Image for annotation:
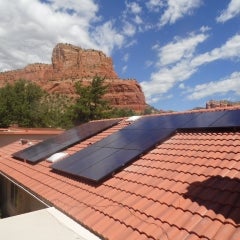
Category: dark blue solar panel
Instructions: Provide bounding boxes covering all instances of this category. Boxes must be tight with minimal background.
[51,109,240,183]
[52,146,118,176]
[125,112,199,130]
[182,111,227,128]
[126,128,174,150]
[79,149,142,182]
[51,126,175,182]
[52,146,142,182]
[95,128,174,150]
[210,110,240,127]
[12,119,120,163]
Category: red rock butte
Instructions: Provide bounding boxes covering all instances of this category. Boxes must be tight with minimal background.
[0,43,146,112]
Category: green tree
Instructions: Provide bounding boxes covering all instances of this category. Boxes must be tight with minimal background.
[40,93,73,128]
[72,76,110,123]
[107,108,136,118]
[0,79,44,127]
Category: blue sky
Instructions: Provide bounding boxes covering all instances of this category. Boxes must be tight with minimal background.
[0,0,240,111]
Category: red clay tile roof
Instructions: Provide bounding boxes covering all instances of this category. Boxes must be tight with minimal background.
[1,109,240,240]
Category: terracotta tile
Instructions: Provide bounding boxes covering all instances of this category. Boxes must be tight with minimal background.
[229,228,240,240]
[183,233,202,240]
[213,223,238,240]
[102,221,135,240]
[201,220,225,240]
[133,219,161,240]
[148,223,170,240]
[74,206,96,222]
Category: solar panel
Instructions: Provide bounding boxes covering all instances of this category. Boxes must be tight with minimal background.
[125,112,200,130]
[12,119,120,163]
[51,109,240,183]
[78,149,142,182]
[183,111,227,129]
[51,121,175,182]
[210,109,240,127]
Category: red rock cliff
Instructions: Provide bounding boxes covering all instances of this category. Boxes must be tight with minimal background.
[0,43,146,112]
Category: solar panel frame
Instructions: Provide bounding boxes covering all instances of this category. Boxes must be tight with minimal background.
[12,119,121,163]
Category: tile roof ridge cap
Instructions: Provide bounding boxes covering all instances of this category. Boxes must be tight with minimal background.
[192,106,240,113]
[0,128,63,134]
[89,117,124,123]
[139,106,240,119]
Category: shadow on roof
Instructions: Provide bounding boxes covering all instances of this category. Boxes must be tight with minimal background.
[183,176,240,224]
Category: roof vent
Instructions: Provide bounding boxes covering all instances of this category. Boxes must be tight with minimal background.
[126,116,141,122]
[47,152,69,163]
[19,139,30,145]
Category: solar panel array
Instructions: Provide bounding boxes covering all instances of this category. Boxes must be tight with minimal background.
[51,109,240,182]
[12,119,120,163]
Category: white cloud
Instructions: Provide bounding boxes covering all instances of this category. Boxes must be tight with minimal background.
[49,0,99,21]
[146,0,164,12]
[141,32,240,104]
[122,65,128,73]
[122,22,136,36]
[134,15,143,25]
[188,72,240,100]
[191,34,240,66]
[200,25,211,32]
[126,2,142,14]
[179,83,185,89]
[141,60,197,103]
[125,39,138,48]
[158,33,208,66]
[123,53,129,62]
[159,0,202,27]
[145,60,154,68]
[121,1,144,36]
[0,0,125,71]
[216,0,240,22]
[141,31,207,102]
[92,21,124,54]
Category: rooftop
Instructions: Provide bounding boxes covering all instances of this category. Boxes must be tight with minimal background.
[0,108,240,239]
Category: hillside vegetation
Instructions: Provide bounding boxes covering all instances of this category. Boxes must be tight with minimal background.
[0,77,136,128]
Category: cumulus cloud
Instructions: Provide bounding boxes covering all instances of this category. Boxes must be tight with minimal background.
[145,0,164,12]
[191,34,240,66]
[121,1,144,35]
[141,32,240,104]
[188,72,240,100]
[126,2,142,14]
[141,31,208,103]
[159,0,202,27]
[157,33,208,66]
[122,22,136,36]
[134,15,143,25]
[216,0,240,22]
[92,21,124,54]
[0,0,125,71]
[145,0,202,27]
